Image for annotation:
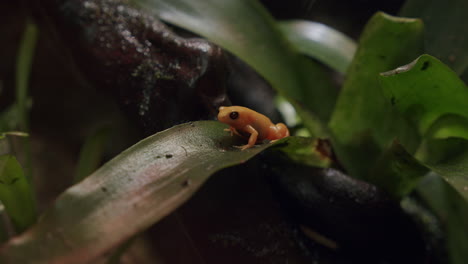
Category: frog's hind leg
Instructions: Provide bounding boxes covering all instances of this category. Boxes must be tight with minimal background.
[277,123,290,137]
[270,123,290,143]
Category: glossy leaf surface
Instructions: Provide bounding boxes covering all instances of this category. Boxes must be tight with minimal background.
[279,20,356,74]
[380,55,468,138]
[0,121,323,264]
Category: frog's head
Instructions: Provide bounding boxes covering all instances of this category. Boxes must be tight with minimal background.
[217,106,247,128]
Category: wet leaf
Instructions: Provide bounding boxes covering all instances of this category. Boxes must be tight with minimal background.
[328,12,423,178]
[0,121,322,264]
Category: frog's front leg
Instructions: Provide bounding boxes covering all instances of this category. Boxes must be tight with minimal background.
[224,126,241,137]
[235,125,258,150]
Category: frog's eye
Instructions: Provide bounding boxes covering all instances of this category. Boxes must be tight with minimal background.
[229,111,239,120]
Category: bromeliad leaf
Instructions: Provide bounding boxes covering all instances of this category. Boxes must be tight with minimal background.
[380,55,468,203]
[414,173,468,264]
[380,55,468,138]
[328,12,423,178]
[369,141,428,199]
[427,149,468,202]
[0,121,325,264]
[279,20,357,74]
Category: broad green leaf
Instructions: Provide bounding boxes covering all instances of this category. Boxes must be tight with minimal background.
[427,149,468,202]
[0,121,324,264]
[380,55,468,137]
[369,141,428,199]
[415,138,468,166]
[328,12,423,177]
[0,155,36,233]
[279,20,357,74]
[426,114,468,140]
[74,127,111,183]
[133,0,336,121]
[400,0,468,79]
[415,173,468,264]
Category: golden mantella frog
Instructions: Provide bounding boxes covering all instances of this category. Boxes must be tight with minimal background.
[217,106,290,150]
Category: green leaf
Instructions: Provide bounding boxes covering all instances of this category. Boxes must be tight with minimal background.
[328,12,423,177]
[133,0,336,121]
[415,138,468,166]
[415,173,468,264]
[427,149,468,202]
[400,0,468,79]
[15,20,38,132]
[0,155,36,233]
[380,55,468,137]
[369,141,428,199]
[13,20,37,183]
[267,137,333,168]
[279,20,357,74]
[0,121,323,263]
[74,127,111,183]
[426,114,468,140]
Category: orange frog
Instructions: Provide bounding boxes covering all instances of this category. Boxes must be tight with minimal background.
[217,106,290,150]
